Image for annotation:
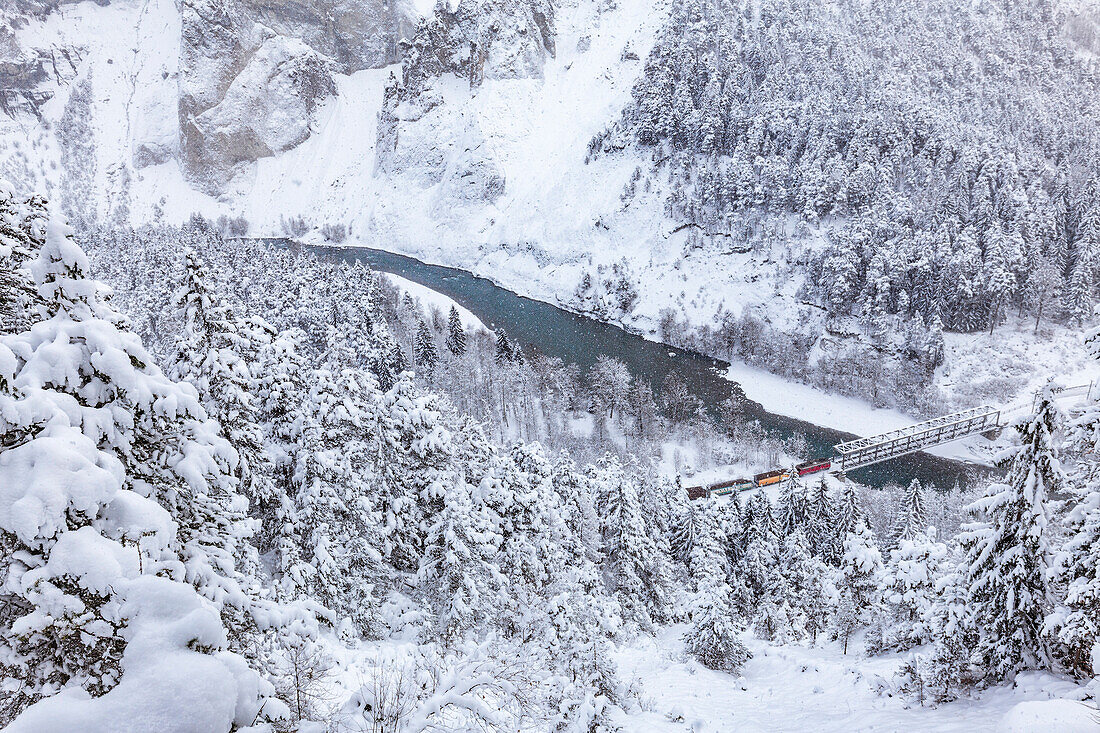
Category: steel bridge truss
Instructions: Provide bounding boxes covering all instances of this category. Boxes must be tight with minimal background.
[833,405,1000,472]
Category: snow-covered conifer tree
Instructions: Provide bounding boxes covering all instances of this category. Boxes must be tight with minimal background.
[833,521,884,653]
[1048,392,1100,675]
[669,486,698,566]
[776,472,808,537]
[0,181,47,336]
[780,529,832,644]
[290,367,388,635]
[960,389,1060,681]
[418,470,503,644]
[592,456,671,631]
[876,528,948,652]
[684,502,751,672]
[892,478,928,548]
[415,319,439,374]
[445,304,467,355]
[806,478,838,561]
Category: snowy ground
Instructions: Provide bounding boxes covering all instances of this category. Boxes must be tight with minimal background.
[383,272,487,332]
[614,626,1097,733]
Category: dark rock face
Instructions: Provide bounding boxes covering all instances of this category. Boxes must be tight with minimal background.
[397,0,556,94]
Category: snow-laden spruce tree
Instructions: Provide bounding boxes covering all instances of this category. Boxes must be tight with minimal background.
[545,454,626,731]
[923,553,977,701]
[874,527,948,653]
[834,520,884,653]
[892,478,928,548]
[961,389,1061,682]
[684,502,751,673]
[1047,333,1100,677]
[776,472,808,537]
[0,181,47,336]
[669,484,697,566]
[780,528,833,644]
[380,372,454,572]
[414,319,438,374]
[806,478,838,561]
[0,216,279,728]
[418,469,503,645]
[480,443,574,638]
[445,304,467,356]
[170,250,276,565]
[591,455,671,632]
[290,366,388,636]
[835,483,865,541]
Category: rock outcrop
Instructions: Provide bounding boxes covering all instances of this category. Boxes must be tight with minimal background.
[375,0,556,203]
[188,33,336,193]
[179,0,338,194]
[241,0,416,72]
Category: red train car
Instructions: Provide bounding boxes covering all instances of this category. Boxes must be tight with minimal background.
[796,458,831,477]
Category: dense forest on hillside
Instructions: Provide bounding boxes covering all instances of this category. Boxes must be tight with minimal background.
[601,0,1100,334]
[3,182,1100,728]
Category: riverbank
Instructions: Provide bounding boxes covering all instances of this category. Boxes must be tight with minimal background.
[325,240,995,467]
[311,241,991,491]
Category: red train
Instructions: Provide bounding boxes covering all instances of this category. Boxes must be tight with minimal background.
[683,457,832,500]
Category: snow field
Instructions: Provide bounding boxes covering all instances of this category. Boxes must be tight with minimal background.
[614,626,1096,733]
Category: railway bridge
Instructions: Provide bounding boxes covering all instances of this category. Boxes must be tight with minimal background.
[831,405,1001,473]
[685,404,1001,498]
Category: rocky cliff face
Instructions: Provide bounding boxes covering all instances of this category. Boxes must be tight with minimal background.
[0,0,415,200]
[178,0,340,194]
[241,0,416,72]
[375,0,557,204]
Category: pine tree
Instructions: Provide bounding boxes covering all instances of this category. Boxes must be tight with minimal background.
[924,557,976,700]
[779,529,831,644]
[415,319,438,373]
[495,328,513,365]
[0,181,46,336]
[834,521,884,653]
[835,484,865,547]
[445,304,467,355]
[684,503,751,672]
[669,486,698,566]
[892,478,928,548]
[290,367,388,636]
[961,390,1060,681]
[592,456,670,632]
[1065,257,1093,327]
[776,472,808,537]
[418,470,503,645]
[170,250,279,559]
[877,528,948,652]
[1048,384,1100,676]
[806,478,838,561]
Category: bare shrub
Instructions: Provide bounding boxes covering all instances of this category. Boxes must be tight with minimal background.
[321,223,348,243]
[281,215,311,238]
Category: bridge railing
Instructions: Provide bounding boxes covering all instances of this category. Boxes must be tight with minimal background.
[834,405,1000,471]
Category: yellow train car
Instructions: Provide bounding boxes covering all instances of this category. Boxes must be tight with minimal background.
[754,469,788,487]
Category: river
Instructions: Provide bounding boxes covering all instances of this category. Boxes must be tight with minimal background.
[303,241,982,491]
